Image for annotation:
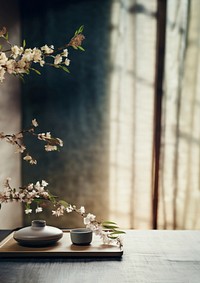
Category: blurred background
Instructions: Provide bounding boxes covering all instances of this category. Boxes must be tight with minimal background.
[0,0,200,230]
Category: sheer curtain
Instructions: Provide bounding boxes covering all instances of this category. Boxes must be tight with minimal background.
[107,0,200,230]
[107,0,157,229]
[159,0,200,229]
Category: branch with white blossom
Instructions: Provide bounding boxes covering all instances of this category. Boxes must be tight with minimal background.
[0,119,63,165]
[0,26,85,82]
[0,179,125,248]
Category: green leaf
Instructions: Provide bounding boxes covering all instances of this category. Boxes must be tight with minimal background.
[0,44,2,50]
[102,221,118,225]
[48,195,57,203]
[74,25,84,36]
[60,65,70,73]
[78,46,85,51]
[25,203,30,210]
[23,39,26,48]
[102,221,119,229]
[108,234,118,239]
[4,32,8,41]
[19,74,25,83]
[102,224,119,229]
[110,230,126,235]
[59,200,69,208]
[63,67,70,73]
[30,68,41,75]
[62,66,70,73]
[78,25,84,33]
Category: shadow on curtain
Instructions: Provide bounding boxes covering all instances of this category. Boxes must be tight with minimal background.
[159,0,200,229]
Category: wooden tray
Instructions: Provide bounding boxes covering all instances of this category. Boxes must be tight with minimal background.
[0,230,123,258]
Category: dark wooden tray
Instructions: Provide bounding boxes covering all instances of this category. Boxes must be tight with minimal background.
[0,230,123,258]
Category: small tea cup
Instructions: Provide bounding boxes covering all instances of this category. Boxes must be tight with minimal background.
[70,228,93,245]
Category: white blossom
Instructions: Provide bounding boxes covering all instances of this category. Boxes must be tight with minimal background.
[0,67,6,82]
[78,206,85,215]
[25,208,32,214]
[56,138,63,147]
[83,213,96,225]
[11,45,23,59]
[23,154,37,165]
[32,119,38,127]
[41,191,50,198]
[62,49,68,57]
[101,232,113,245]
[41,44,54,54]
[34,181,42,190]
[38,132,51,140]
[15,145,26,153]
[5,60,16,74]
[45,145,57,151]
[27,183,34,190]
[52,205,65,217]
[64,58,70,66]
[66,205,73,213]
[15,59,27,73]
[41,180,48,187]
[33,48,42,62]
[30,159,37,165]
[45,132,51,139]
[85,223,97,232]
[22,48,34,62]
[40,60,45,67]
[17,59,26,68]
[35,206,43,213]
[54,54,62,65]
[0,52,8,65]
[23,154,32,161]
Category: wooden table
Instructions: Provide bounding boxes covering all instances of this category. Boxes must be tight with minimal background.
[0,230,200,283]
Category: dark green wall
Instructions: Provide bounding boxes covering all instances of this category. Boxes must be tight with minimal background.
[20,0,112,227]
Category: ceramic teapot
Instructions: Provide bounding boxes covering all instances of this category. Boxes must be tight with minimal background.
[13,220,63,247]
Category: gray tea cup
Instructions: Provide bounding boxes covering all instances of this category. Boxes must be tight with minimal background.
[70,228,93,245]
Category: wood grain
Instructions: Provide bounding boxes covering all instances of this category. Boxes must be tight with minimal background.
[0,231,123,258]
[0,230,200,283]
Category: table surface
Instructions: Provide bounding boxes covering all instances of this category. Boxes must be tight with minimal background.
[0,229,200,283]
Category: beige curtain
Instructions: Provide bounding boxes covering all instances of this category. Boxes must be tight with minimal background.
[107,0,157,229]
[107,0,200,230]
[159,0,200,229]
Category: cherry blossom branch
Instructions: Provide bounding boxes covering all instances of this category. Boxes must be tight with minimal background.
[0,119,63,165]
[0,26,85,82]
[0,179,124,248]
